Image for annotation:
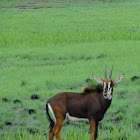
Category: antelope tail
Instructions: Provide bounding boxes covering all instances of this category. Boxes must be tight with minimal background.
[46,103,55,131]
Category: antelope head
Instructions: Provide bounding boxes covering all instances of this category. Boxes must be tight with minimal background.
[93,66,124,100]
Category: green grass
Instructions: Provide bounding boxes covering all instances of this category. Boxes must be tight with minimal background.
[0,0,140,139]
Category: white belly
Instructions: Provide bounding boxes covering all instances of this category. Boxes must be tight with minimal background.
[66,113,88,122]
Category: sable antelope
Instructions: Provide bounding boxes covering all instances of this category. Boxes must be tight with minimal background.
[46,66,124,140]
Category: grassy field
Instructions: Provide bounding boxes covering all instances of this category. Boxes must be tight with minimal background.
[0,0,140,139]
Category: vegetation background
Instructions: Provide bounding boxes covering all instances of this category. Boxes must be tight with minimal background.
[0,0,140,139]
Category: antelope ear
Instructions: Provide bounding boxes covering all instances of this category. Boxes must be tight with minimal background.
[93,75,104,84]
[113,74,124,84]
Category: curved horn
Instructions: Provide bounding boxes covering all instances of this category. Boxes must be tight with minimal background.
[105,65,107,79]
[109,66,113,79]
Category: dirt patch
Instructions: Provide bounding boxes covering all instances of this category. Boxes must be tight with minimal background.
[13,99,22,104]
[108,116,122,123]
[13,108,26,113]
[131,76,139,81]
[2,98,10,102]
[31,94,40,100]
[5,122,12,126]
[0,6,52,10]
[0,1,63,10]
[28,109,36,115]
[131,94,140,100]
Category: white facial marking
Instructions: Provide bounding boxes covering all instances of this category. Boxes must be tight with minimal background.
[103,82,112,100]
[107,87,112,100]
[104,82,106,89]
[108,94,112,100]
[108,82,111,89]
[48,103,56,123]
[66,113,88,122]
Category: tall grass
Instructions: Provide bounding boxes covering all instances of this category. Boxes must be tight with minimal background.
[0,1,140,48]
